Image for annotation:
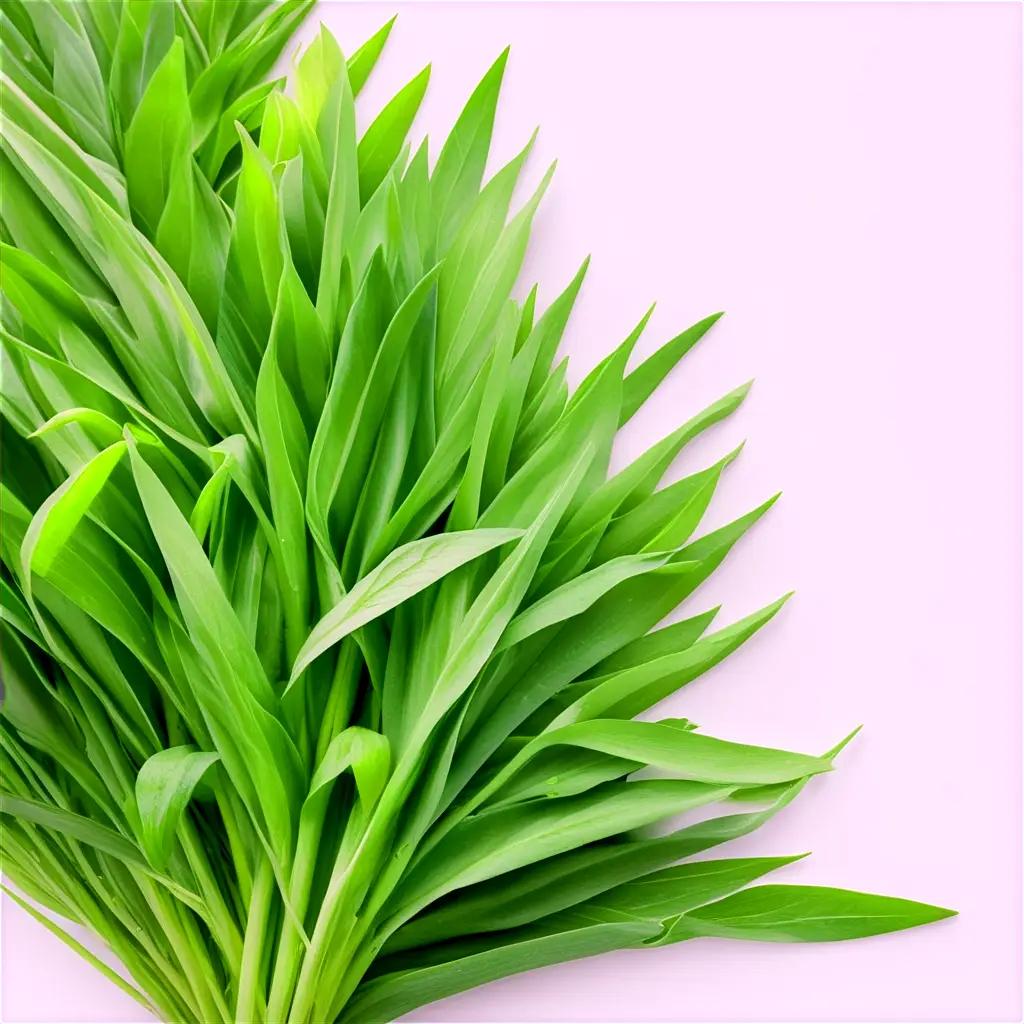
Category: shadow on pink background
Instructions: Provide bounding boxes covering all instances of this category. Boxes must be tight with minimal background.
[3,2,1021,1021]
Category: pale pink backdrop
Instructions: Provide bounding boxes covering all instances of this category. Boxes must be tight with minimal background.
[3,2,1021,1021]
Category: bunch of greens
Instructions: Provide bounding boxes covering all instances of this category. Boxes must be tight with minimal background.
[0,2,953,1022]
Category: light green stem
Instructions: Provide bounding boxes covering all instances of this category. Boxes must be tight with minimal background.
[140,878,227,1023]
[236,855,276,1024]
[286,782,404,1024]
[180,818,244,971]
[265,809,324,1022]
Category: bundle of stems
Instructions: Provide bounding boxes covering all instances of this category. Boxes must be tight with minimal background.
[0,2,953,1022]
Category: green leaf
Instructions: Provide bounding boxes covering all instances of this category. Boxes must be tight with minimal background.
[431,49,508,248]
[0,623,81,759]
[494,719,832,793]
[345,917,657,1024]
[358,65,430,203]
[446,506,778,806]
[255,331,311,661]
[28,406,124,447]
[365,344,497,562]
[580,854,806,920]
[135,746,220,870]
[109,0,176,130]
[439,162,556,418]
[419,449,595,736]
[4,116,252,439]
[2,794,144,871]
[483,259,590,503]
[126,436,276,709]
[307,726,391,813]
[589,607,719,676]
[388,779,809,954]
[553,382,753,565]
[294,25,344,127]
[391,779,735,920]
[447,303,519,531]
[620,312,724,425]
[0,75,127,231]
[124,38,191,235]
[497,550,677,652]
[223,130,284,348]
[347,18,395,97]
[199,77,285,181]
[593,446,741,563]
[664,885,956,943]
[155,152,230,332]
[189,0,314,147]
[315,51,359,334]
[553,595,793,725]
[320,262,444,560]
[437,133,537,372]
[49,12,115,163]
[20,441,127,578]
[290,529,522,682]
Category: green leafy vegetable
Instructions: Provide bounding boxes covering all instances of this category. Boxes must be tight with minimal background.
[0,5,953,1023]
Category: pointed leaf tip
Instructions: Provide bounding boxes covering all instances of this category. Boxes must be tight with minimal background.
[722,441,746,465]
[826,725,864,760]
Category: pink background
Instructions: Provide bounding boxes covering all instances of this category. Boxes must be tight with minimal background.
[3,2,1021,1021]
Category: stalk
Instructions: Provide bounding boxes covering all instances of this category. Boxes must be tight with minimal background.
[314,643,362,764]
[286,771,411,1023]
[179,818,244,970]
[236,855,277,1024]
[217,789,255,907]
[265,807,324,1020]
[136,878,222,1023]
[287,703,445,1022]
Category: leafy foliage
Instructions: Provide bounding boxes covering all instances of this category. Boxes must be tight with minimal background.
[0,2,953,1022]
